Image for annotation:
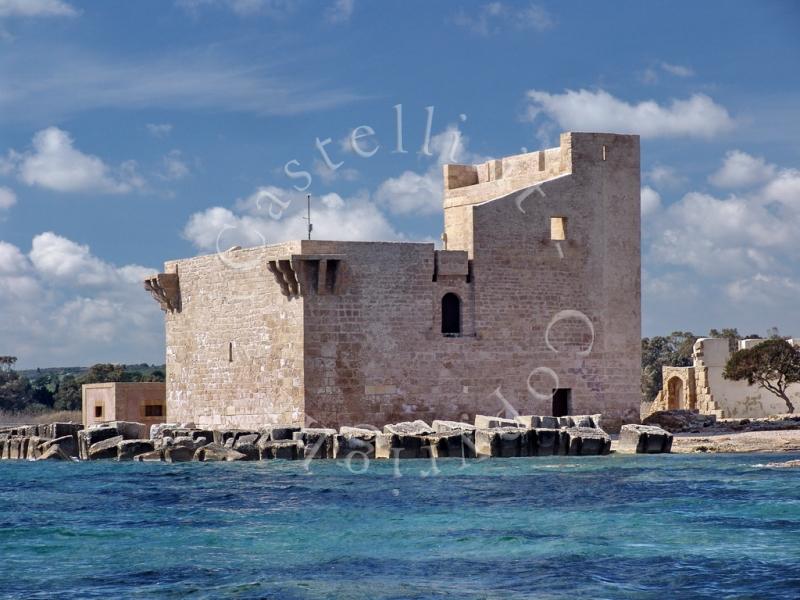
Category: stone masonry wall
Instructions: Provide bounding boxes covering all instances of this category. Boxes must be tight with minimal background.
[163,243,305,428]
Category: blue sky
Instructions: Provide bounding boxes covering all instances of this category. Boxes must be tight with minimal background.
[1,0,799,368]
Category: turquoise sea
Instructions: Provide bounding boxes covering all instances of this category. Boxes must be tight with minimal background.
[1,453,799,599]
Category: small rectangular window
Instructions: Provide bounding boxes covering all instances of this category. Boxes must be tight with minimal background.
[550,217,567,240]
[228,341,233,362]
[145,404,164,417]
[94,405,103,418]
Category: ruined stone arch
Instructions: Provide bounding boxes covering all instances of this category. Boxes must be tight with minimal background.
[667,376,684,410]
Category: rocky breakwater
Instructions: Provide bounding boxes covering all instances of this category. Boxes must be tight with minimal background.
[0,423,83,461]
[1,414,674,463]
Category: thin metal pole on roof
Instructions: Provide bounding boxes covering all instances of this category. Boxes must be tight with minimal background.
[305,194,313,240]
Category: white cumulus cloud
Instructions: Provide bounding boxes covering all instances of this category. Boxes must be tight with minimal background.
[709,150,776,188]
[0,233,162,368]
[640,186,661,217]
[524,89,734,138]
[8,127,144,194]
[0,0,77,17]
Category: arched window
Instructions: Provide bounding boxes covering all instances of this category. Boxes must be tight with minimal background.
[441,293,461,336]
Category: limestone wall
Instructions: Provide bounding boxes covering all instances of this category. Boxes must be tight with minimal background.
[162,243,305,428]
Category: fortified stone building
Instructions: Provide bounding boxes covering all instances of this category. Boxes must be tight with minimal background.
[145,132,641,431]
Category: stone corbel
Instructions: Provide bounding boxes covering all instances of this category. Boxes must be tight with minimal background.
[144,273,181,312]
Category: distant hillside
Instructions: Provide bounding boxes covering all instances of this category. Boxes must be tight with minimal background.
[19,363,166,381]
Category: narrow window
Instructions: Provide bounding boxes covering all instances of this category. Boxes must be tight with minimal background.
[441,293,462,336]
[228,341,233,362]
[552,388,572,417]
[94,405,103,418]
[550,217,567,240]
[145,404,164,417]
[602,145,607,161]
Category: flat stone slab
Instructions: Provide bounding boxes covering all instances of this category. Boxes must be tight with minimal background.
[474,415,522,429]
[618,424,673,454]
[432,420,476,433]
[383,420,434,436]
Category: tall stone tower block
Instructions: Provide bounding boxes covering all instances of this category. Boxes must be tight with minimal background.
[442,132,642,429]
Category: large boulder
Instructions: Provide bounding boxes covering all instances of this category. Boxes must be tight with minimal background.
[293,428,336,459]
[78,426,120,460]
[88,436,124,460]
[530,428,560,456]
[37,445,72,461]
[257,439,301,460]
[618,424,673,454]
[563,427,611,456]
[422,431,476,459]
[334,432,376,459]
[375,432,425,459]
[643,410,716,433]
[383,420,434,436]
[40,435,77,458]
[194,443,246,462]
[118,440,156,461]
[164,445,195,462]
[474,428,528,458]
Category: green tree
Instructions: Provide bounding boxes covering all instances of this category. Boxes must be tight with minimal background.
[723,339,800,413]
[0,370,32,411]
[0,356,17,371]
[53,375,82,411]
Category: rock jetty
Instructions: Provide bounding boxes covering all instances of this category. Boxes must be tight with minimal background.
[0,414,673,463]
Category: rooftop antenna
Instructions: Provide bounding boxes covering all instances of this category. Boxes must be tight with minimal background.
[303,193,313,240]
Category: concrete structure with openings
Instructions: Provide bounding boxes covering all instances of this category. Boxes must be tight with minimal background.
[81,382,167,429]
[648,337,800,419]
[145,132,641,432]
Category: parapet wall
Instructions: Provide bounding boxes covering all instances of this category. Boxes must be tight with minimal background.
[443,133,573,209]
